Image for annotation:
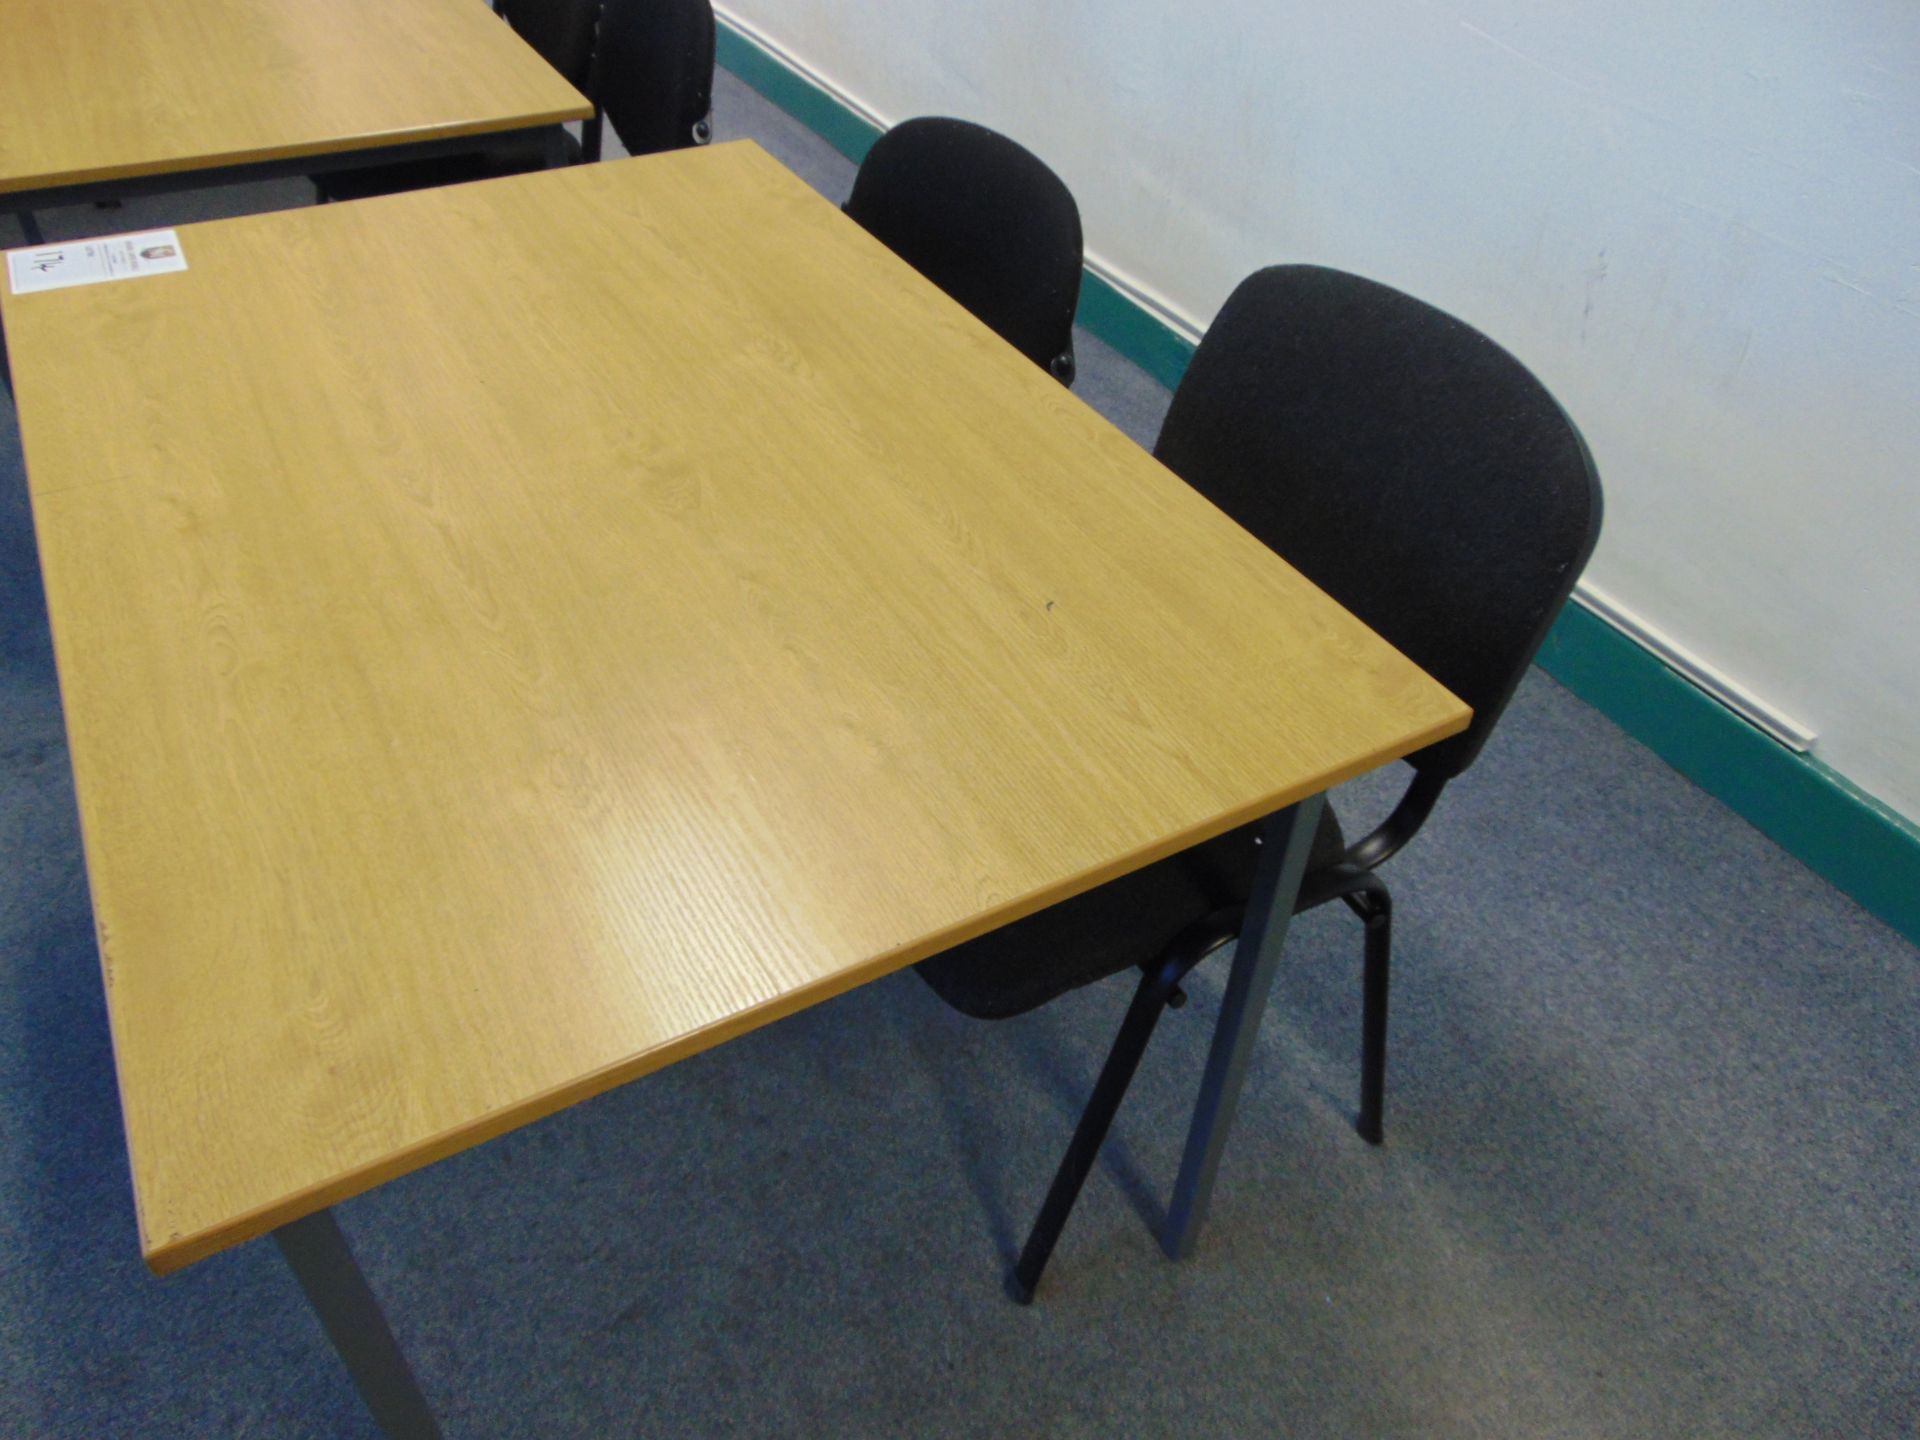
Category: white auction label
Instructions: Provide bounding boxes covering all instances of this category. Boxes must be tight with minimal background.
[7,229,189,295]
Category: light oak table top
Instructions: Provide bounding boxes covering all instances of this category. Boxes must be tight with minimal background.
[3,141,1468,1275]
[0,0,590,197]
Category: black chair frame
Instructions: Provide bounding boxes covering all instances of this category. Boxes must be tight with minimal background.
[1008,773,1438,1302]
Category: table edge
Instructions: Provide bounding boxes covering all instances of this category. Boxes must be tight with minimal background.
[137,701,1468,1275]
[0,106,594,201]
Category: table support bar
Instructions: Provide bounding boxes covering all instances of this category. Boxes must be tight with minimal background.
[274,1208,442,1440]
[1162,791,1326,1260]
[0,124,569,218]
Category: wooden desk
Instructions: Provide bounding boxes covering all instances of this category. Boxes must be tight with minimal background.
[0,0,590,224]
[3,143,1466,1435]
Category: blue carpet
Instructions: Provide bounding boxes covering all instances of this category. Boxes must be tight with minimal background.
[2,70,1916,1438]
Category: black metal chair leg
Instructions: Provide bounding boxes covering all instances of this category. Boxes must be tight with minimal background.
[1355,892,1393,1145]
[1010,966,1179,1304]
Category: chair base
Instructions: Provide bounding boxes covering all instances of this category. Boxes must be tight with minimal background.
[1010,961,1180,1300]
[1318,874,1393,1145]
[997,818,1401,1302]
[1351,886,1392,1145]
[1007,911,1241,1301]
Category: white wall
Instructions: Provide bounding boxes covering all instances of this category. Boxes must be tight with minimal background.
[724,0,1920,821]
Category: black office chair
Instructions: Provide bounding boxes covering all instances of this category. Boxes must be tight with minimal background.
[315,0,714,203]
[844,118,1083,383]
[917,264,1603,1299]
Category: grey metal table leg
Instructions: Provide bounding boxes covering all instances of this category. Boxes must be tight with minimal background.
[1161,791,1325,1260]
[275,1209,443,1440]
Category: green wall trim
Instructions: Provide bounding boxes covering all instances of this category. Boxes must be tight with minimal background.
[1074,271,1196,392]
[1536,604,1920,942]
[715,26,881,165]
[715,18,1920,949]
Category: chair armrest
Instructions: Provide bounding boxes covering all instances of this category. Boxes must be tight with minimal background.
[1343,770,1448,872]
[1157,905,1247,984]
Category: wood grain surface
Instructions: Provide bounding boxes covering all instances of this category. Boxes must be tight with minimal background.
[0,0,590,195]
[2,142,1468,1274]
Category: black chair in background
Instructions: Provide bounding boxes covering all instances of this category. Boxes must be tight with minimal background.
[316,0,714,204]
[596,0,715,157]
[844,118,1083,383]
[917,264,1603,1300]
[499,0,605,158]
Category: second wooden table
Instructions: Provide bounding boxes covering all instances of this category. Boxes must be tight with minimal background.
[0,0,591,230]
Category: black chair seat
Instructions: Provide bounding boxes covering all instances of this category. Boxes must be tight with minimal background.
[916,800,1345,1020]
[316,130,581,203]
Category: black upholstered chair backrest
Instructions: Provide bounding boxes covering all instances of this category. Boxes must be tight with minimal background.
[597,0,716,156]
[845,118,1084,382]
[1154,265,1602,779]
[497,0,601,94]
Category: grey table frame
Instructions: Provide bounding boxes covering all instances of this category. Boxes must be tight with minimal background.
[261,794,1330,1438]
[2,124,574,246]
